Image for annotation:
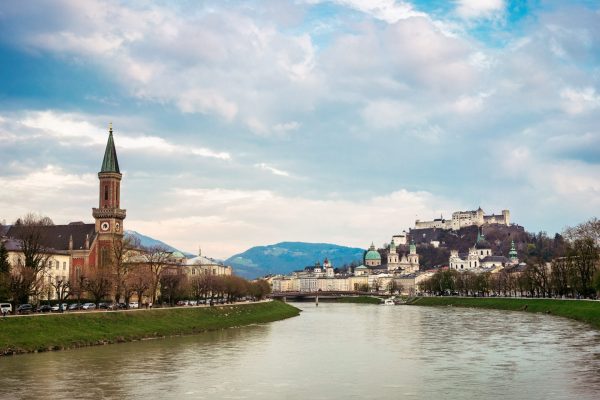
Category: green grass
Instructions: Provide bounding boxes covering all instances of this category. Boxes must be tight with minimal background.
[335,296,382,304]
[0,301,300,355]
[407,297,600,329]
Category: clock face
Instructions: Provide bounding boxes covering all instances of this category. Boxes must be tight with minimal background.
[100,221,110,231]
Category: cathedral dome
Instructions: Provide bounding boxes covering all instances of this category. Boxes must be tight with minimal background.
[365,243,381,261]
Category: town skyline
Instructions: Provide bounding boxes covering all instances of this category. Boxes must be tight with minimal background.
[1,1,599,258]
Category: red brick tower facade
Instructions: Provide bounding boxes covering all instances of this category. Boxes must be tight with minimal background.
[92,123,126,268]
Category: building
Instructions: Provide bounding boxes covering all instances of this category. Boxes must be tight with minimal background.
[364,243,382,267]
[184,248,233,277]
[269,241,424,295]
[448,229,514,272]
[415,207,510,231]
[3,125,125,300]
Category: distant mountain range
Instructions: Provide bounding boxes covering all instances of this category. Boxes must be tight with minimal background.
[224,242,365,279]
[125,232,364,279]
[125,230,196,258]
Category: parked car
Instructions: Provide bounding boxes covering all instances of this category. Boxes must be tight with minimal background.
[68,303,82,311]
[98,302,110,309]
[51,303,68,312]
[82,303,96,310]
[37,304,52,313]
[128,302,139,309]
[0,303,12,314]
[17,304,33,314]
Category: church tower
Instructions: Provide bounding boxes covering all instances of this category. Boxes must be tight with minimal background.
[92,123,126,267]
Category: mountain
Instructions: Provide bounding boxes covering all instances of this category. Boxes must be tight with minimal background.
[225,242,365,279]
[125,230,195,258]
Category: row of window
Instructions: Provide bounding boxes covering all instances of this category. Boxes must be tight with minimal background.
[47,275,67,283]
[46,260,68,270]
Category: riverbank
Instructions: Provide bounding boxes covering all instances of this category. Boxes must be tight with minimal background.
[407,297,600,329]
[0,301,300,356]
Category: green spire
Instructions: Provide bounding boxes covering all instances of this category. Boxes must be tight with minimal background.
[409,240,416,254]
[101,123,120,173]
[476,227,484,242]
[509,240,518,260]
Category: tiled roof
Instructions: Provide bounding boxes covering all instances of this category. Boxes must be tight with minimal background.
[6,224,96,251]
[482,256,508,263]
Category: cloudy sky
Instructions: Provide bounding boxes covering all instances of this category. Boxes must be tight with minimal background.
[0,0,599,258]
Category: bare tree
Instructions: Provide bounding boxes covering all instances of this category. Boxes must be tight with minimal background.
[249,279,271,300]
[141,245,174,304]
[567,238,599,297]
[159,271,186,306]
[564,217,600,246]
[9,213,54,303]
[111,234,139,303]
[84,267,114,306]
[127,264,152,307]
[50,276,71,311]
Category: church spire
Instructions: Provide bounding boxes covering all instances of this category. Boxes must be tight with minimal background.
[101,123,120,173]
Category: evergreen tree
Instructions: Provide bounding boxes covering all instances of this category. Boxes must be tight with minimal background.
[0,242,10,300]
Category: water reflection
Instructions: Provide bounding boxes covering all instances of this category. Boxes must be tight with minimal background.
[1,303,599,400]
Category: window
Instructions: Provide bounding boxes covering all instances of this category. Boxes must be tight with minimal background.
[104,185,109,201]
[63,262,66,270]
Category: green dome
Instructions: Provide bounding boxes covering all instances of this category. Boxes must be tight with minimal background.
[365,243,381,261]
[171,251,185,259]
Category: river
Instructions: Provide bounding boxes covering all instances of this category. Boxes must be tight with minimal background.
[1,302,599,400]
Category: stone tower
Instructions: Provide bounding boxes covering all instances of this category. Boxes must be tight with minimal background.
[92,123,126,267]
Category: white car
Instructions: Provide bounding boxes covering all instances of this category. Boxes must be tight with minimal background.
[128,302,139,309]
[0,303,12,314]
[82,303,96,310]
[51,303,68,312]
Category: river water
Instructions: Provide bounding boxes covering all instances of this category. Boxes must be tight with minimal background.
[1,303,599,400]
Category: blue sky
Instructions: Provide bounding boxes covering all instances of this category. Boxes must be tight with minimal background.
[0,0,599,258]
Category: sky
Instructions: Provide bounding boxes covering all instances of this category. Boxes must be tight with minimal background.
[0,0,599,259]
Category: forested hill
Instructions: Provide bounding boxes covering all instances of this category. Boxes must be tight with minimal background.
[224,242,365,279]
[406,224,568,269]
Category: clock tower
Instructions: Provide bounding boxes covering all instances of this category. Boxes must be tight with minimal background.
[92,123,126,267]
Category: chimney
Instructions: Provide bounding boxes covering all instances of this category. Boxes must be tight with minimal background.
[85,234,90,250]
[69,235,73,250]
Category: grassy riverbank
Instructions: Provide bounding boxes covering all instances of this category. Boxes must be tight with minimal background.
[0,301,300,356]
[335,296,382,304]
[407,297,600,329]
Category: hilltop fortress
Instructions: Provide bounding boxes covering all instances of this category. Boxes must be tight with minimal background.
[415,207,510,231]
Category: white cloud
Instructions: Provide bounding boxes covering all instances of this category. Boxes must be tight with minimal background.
[0,165,95,223]
[560,87,600,115]
[15,110,231,160]
[272,121,300,134]
[326,0,427,23]
[455,0,505,19]
[254,163,291,177]
[127,187,459,258]
[452,91,493,114]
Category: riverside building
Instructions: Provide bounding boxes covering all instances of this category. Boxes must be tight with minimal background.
[270,241,427,295]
